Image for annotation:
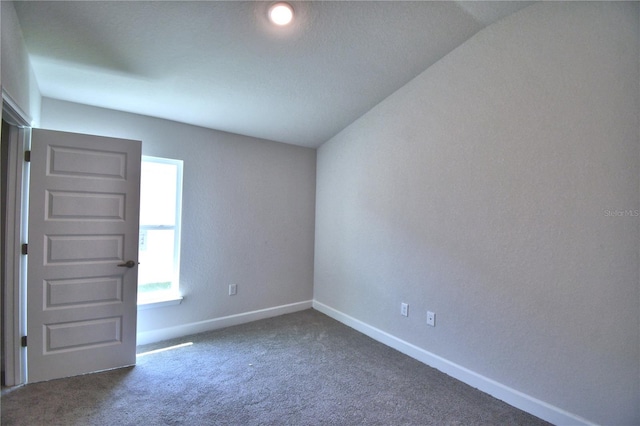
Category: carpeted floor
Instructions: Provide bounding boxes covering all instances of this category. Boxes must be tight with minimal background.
[1,309,550,425]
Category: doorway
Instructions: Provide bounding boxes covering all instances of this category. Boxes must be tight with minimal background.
[1,97,31,386]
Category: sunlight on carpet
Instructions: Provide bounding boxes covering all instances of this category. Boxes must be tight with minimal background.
[136,342,193,357]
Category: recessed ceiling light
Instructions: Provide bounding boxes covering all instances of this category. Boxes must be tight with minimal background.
[268,2,294,26]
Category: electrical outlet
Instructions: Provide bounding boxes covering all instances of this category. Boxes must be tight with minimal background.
[401,302,409,317]
[229,284,237,296]
[427,311,435,327]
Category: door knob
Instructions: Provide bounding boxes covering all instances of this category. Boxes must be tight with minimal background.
[117,260,138,268]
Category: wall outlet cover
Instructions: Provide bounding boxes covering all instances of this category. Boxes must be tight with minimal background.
[427,311,435,326]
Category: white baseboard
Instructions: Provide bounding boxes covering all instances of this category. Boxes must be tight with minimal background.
[136,300,313,346]
[312,301,595,426]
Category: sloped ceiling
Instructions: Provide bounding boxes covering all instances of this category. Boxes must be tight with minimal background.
[14,1,534,148]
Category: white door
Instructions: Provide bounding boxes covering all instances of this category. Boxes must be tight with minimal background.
[27,129,141,383]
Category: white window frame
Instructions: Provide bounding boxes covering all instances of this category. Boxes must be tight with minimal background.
[137,155,183,308]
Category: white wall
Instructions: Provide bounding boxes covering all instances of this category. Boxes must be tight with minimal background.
[314,2,639,425]
[1,1,41,124]
[40,98,316,338]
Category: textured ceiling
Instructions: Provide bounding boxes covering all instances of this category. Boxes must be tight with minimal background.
[14,1,534,148]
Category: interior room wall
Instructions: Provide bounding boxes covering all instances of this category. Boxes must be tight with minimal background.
[314,2,639,425]
[1,1,41,125]
[40,98,317,339]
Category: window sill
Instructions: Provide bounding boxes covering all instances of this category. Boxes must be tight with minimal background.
[137,295,183,310]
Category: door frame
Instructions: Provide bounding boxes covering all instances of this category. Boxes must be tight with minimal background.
[2,89,32,386]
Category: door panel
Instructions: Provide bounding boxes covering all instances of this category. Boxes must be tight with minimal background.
[27,129,141,383]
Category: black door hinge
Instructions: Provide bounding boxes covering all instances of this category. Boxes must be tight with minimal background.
[24,150,31,162]
[21,336,27,347]
[21,244,28,255]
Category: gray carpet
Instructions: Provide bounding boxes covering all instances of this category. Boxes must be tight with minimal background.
[1,309,550,425]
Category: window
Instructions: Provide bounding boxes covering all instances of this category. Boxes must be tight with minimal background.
[138,156,183,305]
